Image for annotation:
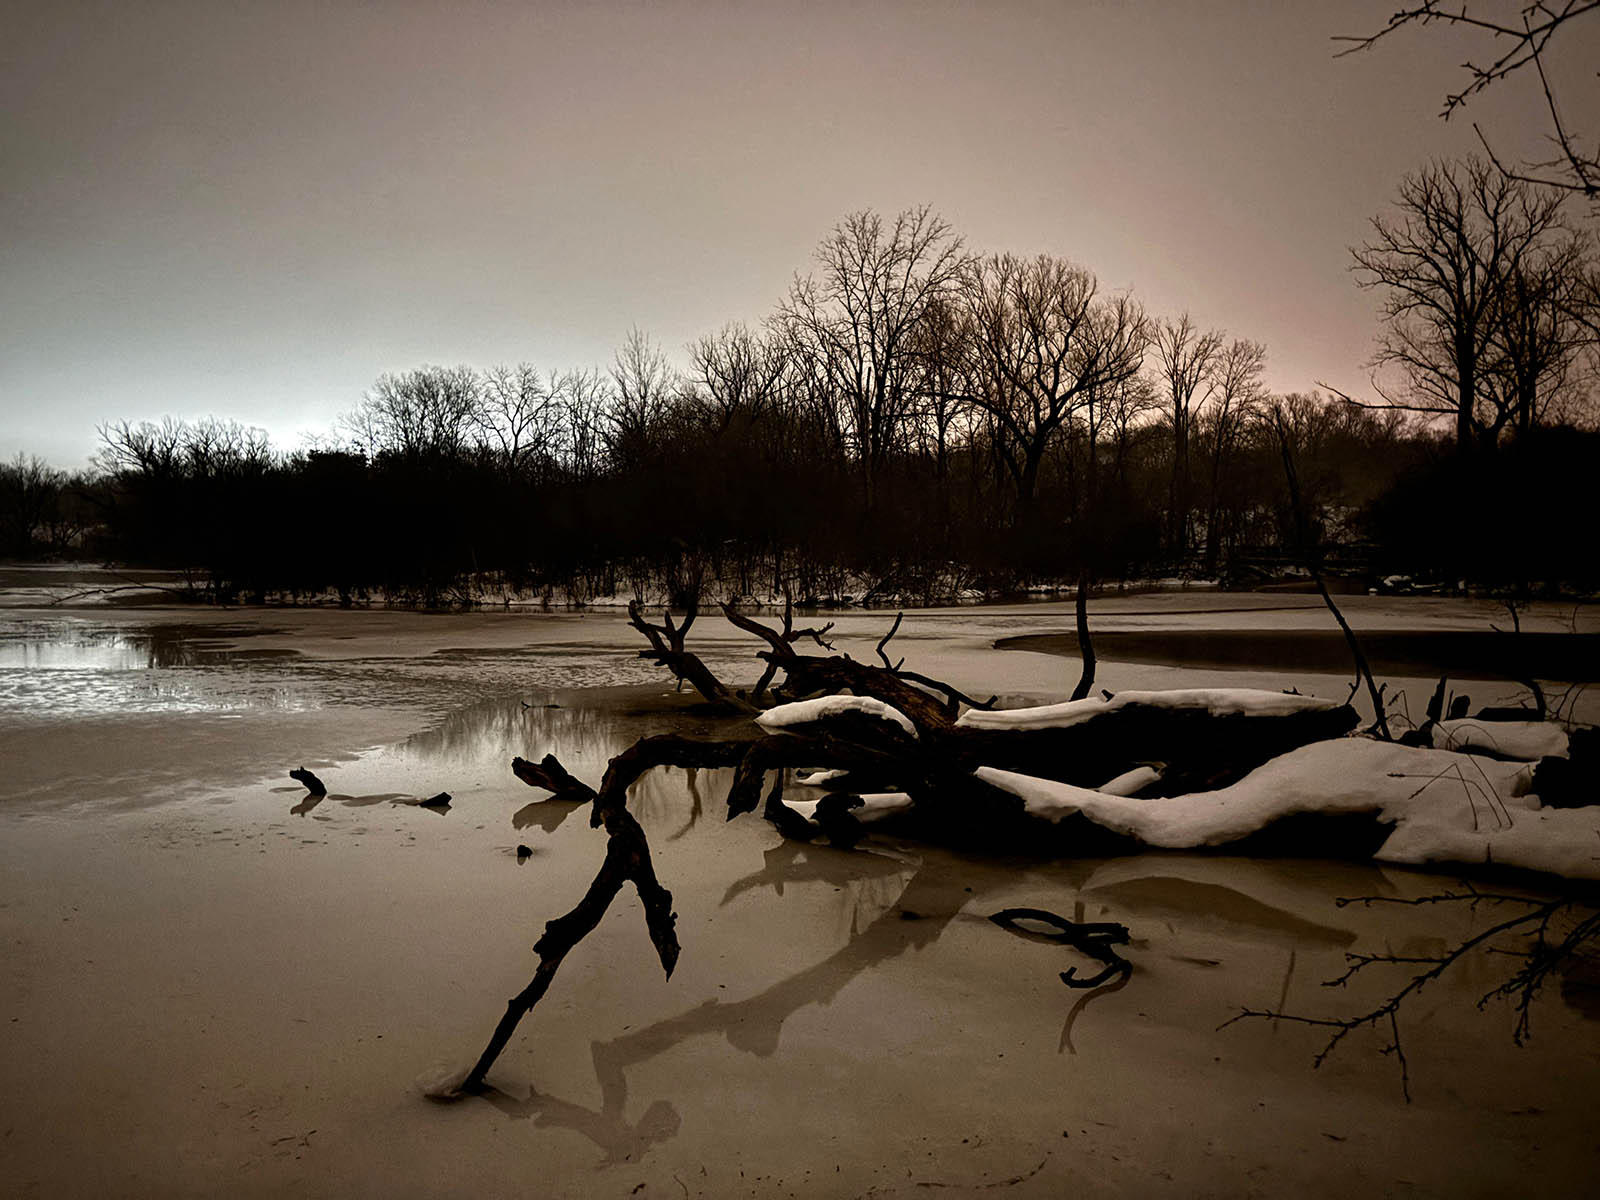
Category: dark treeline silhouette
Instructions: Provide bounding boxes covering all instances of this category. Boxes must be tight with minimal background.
[6,182,1597,604]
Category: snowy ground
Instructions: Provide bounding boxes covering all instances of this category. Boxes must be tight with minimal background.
[1,593,1597,1197]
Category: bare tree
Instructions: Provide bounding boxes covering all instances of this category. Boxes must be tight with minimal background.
[689,322,786,431]
[905,295,980,490]
[608,328,677,467]
[1100,373,1162,487]
[0,454,66,555]
[962,254,1148,518]
[96,417,187,478]
[1336,1,1600,199]
[341,365,482,462]
[1153,314,1224,556]
[1200,338,1267,574]
[552,367,612,483]
[1485,231,1594,436]
[1351,156,1568,449]
[181,417,272,479]
[776,207,969,507]
[476,363,559,476]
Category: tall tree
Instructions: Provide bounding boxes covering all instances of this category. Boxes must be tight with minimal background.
[1351,156,1567,449]
[776,207,968,507]
[690,322,785,432]
[962,253,1147,519]
[608,327,678,469]
[341,365,482,462]
[1199,338,1267,575]
[476,363,559,477]
[1153,313,1224,556]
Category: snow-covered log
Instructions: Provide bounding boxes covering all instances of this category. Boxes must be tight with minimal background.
[757,696,919,740]
[955,688,1344,731]
[1430,718,1570,761]
[952,689,1360,796]
[973,738,1600,880]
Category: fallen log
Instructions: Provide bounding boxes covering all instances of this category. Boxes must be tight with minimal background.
[441,608,1367,1092]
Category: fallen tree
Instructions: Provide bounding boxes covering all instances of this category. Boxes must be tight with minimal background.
[432,602,1373,1096]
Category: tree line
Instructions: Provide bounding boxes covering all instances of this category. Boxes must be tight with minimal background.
[4,159,1597,604]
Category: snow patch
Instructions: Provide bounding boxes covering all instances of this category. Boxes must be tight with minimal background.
[1431,719,1569,761]
[1098,765,1162,796]
[758,696,918,738]
[957,688,1341,731]
[795,768,851,788]
[779,792,915,827]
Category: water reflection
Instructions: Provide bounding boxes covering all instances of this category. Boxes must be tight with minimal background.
[400,692,737,783]
[463,1082,681,1167]
[0,620,291,669]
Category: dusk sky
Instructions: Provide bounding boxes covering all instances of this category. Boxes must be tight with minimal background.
[3,0,1591,468]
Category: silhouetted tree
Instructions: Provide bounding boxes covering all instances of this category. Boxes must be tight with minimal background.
[776,207,968,509]
[1351,156,1568,449]
[1336,1,1600,200]
[1153,313,1224,558]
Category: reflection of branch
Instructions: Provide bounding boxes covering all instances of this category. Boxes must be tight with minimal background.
[587,867,970,1094]
[1059,970,1131,1054]
[462,1081,681,1168]
[1220,888,1596,1101]
[667,767,704,841]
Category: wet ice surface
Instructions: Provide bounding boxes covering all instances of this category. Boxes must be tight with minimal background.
[0,613,686,722]
[4,596,1600,1195]
[8,686,1599,1197]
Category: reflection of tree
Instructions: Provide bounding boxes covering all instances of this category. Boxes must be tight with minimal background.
[463,1080,680,1168]
[718,839,914,908]
[591,866,965,1076]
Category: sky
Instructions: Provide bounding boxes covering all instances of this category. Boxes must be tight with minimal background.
[2,0,1593,468]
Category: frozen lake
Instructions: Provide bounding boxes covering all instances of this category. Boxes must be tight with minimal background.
[1,594,1597,1196]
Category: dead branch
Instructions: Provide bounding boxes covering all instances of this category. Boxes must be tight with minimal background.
[626,599,754,712]
[875,611,906,671]
[1070,569,1096,703]
[988,906,1132,989]
[1269,407,1392,740]
[1220,888,1596,1101]
[512,754,598,804]
[289,767,326,796]
[443,741,688,1096]
[448,801,678,1095]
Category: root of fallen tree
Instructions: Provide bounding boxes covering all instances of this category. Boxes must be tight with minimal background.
[433,601,1362,1095]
